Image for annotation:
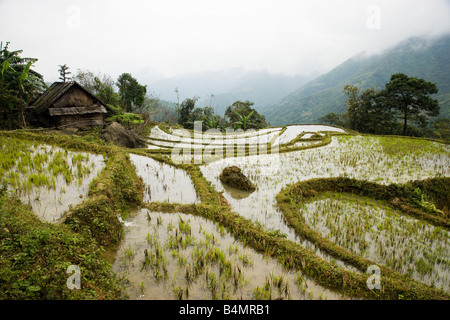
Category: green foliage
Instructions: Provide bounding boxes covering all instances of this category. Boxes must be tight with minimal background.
[106,113,144,127]
[177,97,199,129]
[343,84,397,134]
[432,118,450,141]
[116,73,147,113]
[266,35,450,125]
[322,75,441,137]
[94,77,120,106]
[318,112,347,127]
[58,64,71,82]
[0,193,124,299]
[73,69,118,107]
[233,110,254,130]
[225,100,269,130]
[0,41,46,129]
[382,73,439,135]
[182,105,228,130]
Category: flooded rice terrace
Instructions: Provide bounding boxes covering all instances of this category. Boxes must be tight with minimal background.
[301,193,450,292]
[0,137,105,222]
[113,209,340,300]
[200,135,450,235]
[129,153,199,204]
[116,124,450,299]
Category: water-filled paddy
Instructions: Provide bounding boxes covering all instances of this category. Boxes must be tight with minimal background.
[301,193,450,292]
[200,136,449,232]
[120,130,450,299]
[0,137,105,222]
[130,153,199,204]
[199,135,449,268]
[113,209,343,300]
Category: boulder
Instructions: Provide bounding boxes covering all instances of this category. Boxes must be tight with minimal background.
[219,166,256,192]
[102,122,147,149]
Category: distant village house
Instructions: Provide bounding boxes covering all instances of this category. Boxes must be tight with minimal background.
[30,81,110,128]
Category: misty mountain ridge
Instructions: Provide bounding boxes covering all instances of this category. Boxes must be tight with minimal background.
[263,33,450,126]
[138,67,314,116]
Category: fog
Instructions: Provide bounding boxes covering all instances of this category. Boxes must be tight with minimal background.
[1,0,450,85]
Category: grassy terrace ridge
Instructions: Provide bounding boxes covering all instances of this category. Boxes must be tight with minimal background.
[140,163,450,300]
[0,129,143,299]
[139,125,344,162]
[1,126,449,300]
[276,177,450,299]
[132,133,450,299]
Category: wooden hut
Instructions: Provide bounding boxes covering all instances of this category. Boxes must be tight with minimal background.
[30,81,110,128]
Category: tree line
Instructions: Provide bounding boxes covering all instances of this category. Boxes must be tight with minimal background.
[176,98,269,131]
[319,73,449,140]
[1,42,269,131]
[0,42,179,129]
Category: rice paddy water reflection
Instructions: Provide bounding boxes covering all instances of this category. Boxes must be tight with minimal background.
[0,137,105,222]
[113,209,343,300]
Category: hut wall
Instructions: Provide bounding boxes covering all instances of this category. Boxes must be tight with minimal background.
[57,113,105,128]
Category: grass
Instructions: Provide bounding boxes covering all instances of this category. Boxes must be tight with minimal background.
[276,176,450,299]
[0,187,125,299]
[0,129,144,299]
[0,136,106,222]
[138,127,450,299]
[1,124,449,300]
[300,192,450,290]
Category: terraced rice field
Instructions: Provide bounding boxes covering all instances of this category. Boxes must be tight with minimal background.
[113,123,450,299]
[5,123,448,300]
[0,136,105,222]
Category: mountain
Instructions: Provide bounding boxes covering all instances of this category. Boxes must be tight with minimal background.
[263,34,450,126]
[141,68,313,116]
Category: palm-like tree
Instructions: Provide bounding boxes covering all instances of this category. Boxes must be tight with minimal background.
[1,41,46,128]
[205,115,219,129]
[1,42,43,81]
[233,110,254,130]
[58,64,71,82]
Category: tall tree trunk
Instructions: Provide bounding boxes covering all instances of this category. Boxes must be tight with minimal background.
[403,109,408,136]
[20,105,27,129]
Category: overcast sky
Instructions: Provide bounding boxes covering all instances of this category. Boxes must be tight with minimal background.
[2,0,450,83]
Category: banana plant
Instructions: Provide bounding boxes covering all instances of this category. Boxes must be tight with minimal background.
[233,110,254,130]
[205,115,219,129]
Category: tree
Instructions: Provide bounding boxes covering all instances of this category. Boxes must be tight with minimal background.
[224,100,269,130]
[233,110,254,130]
[177,97,198,129]
[433,118,450,141]
[381,73,439,135]
[73,69,119,106]
[116,73,147,112]
[93,76,119,106]
[205,114,220,129]
[0,41,46,129]
[58,64,71,82]
[344,85,396,134]
[187,105,225,130]
[318,112,347,128]
[73,69,96,92]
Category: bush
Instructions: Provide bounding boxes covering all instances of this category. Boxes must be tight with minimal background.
[106,113,144,127]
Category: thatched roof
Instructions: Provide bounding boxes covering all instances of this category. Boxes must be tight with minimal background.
[30,81,110,114]
[48,105,107,116]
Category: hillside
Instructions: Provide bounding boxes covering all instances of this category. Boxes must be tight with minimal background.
[263,34,450,126]
[145,69,312,117]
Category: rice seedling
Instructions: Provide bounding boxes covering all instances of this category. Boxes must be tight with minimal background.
[0,137,105,222]
[113,209,339,300]
[199,135,449,265]
[129,153,199,204]
[300,193,450,291]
